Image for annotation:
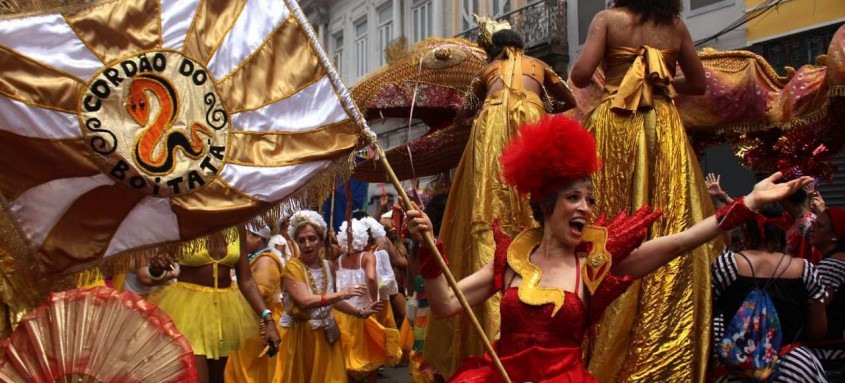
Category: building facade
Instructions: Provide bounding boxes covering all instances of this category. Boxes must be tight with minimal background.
[301,0,844,208]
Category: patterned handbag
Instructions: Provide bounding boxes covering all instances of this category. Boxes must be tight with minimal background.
[322,312,341,345]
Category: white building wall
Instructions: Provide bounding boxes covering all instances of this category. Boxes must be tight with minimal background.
[301,0,449,213]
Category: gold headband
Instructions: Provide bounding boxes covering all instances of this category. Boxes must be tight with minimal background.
[473,14,511,49]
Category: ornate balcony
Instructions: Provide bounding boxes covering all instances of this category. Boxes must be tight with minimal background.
[455,0,568,72]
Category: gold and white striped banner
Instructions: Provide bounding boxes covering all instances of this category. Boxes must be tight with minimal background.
[0,0,370,283]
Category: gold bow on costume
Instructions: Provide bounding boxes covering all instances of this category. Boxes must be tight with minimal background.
[610,46,678,113]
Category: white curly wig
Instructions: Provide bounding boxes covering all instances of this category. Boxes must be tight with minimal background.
[288,210,327,240]
[359,216,386,241]
[336,219,369,253]
[268,234,287,249]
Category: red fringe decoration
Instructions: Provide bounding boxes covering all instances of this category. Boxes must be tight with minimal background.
[500,115,601,200]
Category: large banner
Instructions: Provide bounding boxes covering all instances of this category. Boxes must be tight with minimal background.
[0,0,369,292]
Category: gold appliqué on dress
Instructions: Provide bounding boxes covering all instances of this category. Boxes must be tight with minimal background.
[579,226,611,295]
[507,228,566,316]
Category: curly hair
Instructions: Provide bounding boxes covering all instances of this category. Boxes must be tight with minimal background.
[337,219,370,253]
[483,29,525,59]
[288,210,327,240]
[359,216,387,241]
[613,0,681,24]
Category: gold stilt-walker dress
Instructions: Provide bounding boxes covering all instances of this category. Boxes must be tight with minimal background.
[426,46,570,376]
[584,46,722,383]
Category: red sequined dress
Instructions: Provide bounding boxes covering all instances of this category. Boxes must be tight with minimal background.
[449,228,633,383]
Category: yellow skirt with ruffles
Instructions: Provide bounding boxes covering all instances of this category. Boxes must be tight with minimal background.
[147,281,258,359]
[281,319,347,383]
[224,302,286,383]
[335,310,401,381]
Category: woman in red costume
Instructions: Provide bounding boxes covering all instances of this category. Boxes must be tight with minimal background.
[406,115,812,382]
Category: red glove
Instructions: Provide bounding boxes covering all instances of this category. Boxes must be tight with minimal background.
[492,220,513,291]
[419,240,449,279]
[715,197,756,231]
[598,205,663,264]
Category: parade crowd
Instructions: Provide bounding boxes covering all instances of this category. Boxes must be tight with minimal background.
[98,0,845,382]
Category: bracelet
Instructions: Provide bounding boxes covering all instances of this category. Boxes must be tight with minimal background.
[320,294,328,307]
[356,308,365,319]
[260,309,272,322]
[147,265,167,281]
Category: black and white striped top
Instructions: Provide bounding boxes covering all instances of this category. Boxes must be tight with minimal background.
[817,257,845,291]
[711,250,825,301]
[711,250,825,346]
[817,256,845,340]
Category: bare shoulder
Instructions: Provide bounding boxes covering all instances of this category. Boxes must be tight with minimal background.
[673,17,691,35]
[363,251,377,263]
[781,256,808,279]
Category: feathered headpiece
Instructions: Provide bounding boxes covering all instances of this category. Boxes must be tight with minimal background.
[474,14,511,50]
[500,115,602,201]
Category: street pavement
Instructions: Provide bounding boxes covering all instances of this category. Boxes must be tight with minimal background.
[377,365,410,383]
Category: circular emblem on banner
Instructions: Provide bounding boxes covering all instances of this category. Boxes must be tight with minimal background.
[78,51,229,197]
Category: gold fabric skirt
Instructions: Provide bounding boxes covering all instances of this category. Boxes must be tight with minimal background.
[224,302,285,383]
[146,281,258,360]
[585,98,721,382]
[281,318,347,383]
[426,90,545,376]
[335,310,401,381]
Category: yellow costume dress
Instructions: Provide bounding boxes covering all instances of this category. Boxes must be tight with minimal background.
[428,47,572,376]
[584,46,720,382]
[225,248,286,382]
[334,252,401,381]
[147,240,258,360]
[281,257,347,383]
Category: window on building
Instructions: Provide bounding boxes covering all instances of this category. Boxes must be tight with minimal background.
[378,4,393,66]
[332,33,343,77]
[490,0,511,17]
[355,19,368,79]
[460,0,479,32]
[578,0,607,45]
[689,0,734,14]
[411,0,432,43]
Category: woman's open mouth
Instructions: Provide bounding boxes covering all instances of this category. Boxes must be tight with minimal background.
[569,218,586,235]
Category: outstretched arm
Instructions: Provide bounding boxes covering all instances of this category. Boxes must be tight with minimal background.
[406,210,499,318]
[613,173,812,279]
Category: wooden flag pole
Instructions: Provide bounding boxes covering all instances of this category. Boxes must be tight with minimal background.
[371,143,511,383]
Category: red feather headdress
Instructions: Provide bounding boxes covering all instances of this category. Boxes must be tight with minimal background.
[500,115,601,201]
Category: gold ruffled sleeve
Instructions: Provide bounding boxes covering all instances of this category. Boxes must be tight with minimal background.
[609,46,678,112]
[281,258,311,321]
[251,252,283,305]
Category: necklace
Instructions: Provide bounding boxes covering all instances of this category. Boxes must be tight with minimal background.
[304,260,329,295]
[248,246,272,262]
